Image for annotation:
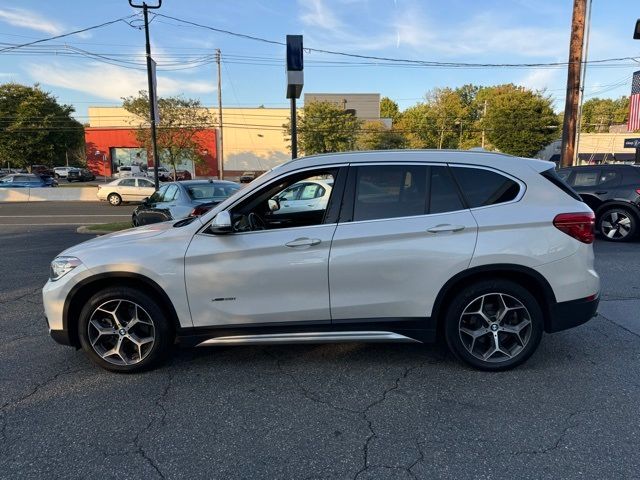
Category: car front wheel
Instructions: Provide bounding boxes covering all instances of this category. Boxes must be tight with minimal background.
[107,193,122,206]
[78,287,174,372]
[444,279,543,371]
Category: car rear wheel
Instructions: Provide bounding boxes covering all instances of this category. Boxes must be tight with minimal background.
[444,279,543,371]
[107,193,122,206]
[78,287,174,373]
[598,208,636,242]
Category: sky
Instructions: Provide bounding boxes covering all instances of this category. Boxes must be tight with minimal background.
[1,0,639,121]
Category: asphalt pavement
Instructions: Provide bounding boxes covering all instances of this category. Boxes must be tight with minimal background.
[1,208,639,479]
[0,201,135,226]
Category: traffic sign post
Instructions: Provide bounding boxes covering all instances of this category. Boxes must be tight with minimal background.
[286,35,303,159]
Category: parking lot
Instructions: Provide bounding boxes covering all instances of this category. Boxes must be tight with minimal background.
[1,204,639,479]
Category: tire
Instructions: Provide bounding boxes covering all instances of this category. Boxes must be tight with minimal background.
[107,193,122,206]
[444,279,543,371]
[78,287,174,373]
[597,207,637,242]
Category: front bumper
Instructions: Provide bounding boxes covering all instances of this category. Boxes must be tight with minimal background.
[546,294,600,333]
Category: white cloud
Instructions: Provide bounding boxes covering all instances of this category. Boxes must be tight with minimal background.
[26,62,215,101]
[519,69,559,91]
[0,7,64,35]
[299,0,344,31]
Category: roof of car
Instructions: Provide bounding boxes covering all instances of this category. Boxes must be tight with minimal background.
[559,163,640,170]
[177,179,239,187]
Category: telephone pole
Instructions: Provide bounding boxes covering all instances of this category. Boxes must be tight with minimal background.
[128,0,162,190]
[560,0,588,168]
[216,49,224,179]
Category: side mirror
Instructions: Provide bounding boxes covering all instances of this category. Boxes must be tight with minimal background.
[209,211,233,234]
[268,198,280,212]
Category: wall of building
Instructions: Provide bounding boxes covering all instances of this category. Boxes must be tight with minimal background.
[303,93,381,121]
[85,127,218,177]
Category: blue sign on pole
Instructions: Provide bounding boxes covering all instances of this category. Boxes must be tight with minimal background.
[624,138,640,148]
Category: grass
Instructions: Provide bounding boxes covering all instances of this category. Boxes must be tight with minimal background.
[84,221,132,233]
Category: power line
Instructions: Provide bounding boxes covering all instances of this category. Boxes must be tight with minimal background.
[0,14,141,54]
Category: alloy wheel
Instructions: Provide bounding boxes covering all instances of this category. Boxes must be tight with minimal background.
[87,299,155,365]
[600,211,631,240]
[458,293,532,363]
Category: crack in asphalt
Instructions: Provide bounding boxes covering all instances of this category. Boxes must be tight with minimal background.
[0,288,41,306]
[601,295,640,302]
[0,364,89,456]
[264,348,439,480]
[132,370,174,479]
[598,312,640,338]
[503,410,592,457]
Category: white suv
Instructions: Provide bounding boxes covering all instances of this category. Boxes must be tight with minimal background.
[43,150,600,372]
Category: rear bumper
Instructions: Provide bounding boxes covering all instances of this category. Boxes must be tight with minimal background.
[546,295,599,333]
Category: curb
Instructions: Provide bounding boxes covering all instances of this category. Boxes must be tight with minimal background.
[76,225,111,235]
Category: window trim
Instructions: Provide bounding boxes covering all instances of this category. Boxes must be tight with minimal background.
[447,163,526,210]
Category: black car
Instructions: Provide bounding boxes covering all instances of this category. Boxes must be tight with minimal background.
[67,168,95,182]
[132,179,241,226]
[557,164,640,241]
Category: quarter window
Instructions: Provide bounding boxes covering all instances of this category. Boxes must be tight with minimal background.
[451,167,520,208]
[353,165,428,221]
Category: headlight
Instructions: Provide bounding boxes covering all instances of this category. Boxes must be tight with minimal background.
[50,256,82,281]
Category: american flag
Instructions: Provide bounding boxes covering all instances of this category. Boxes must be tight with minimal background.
[628,70,640,131]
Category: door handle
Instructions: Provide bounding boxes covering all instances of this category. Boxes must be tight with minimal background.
[594,191,608,195]
[427,224,465,233]
[285,237,321,248]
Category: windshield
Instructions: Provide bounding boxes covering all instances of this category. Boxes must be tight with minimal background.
[187,183,240,200]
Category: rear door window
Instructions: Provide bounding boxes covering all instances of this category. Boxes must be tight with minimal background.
[119,178,136,187]
[598,170,620,187]
[450,167,520,208]
[353,165,428,221]
[571,170,600,187]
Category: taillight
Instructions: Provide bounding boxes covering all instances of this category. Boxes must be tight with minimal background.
[553,212,595,244]
[190,204,212,217]
[635,188,640,195]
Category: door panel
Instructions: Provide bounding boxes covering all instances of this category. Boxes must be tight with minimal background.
[185,224,336,327]
[329,211,477,320]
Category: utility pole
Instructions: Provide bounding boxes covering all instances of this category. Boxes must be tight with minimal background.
[216,49,224,179]
[560,0,587,168]
[574,0,593,166]
[481,100,488,148]
[129,0,162,190]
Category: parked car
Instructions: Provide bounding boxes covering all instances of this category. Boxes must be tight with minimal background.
[43,150,599,373]
[96,177,156,206]
[145,166,171,181]
[114,165,143,178]
[0,173,57,187]
[271,179,333,217]
[239,171,256,183]
[132,180,240,226]
[67,168,96,182]
[557,164,640,242]
[30,164,54,177]
[53,166,75,178]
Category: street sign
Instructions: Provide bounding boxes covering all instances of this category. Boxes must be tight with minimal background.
[624,138,640,148]
[286,35,303,99]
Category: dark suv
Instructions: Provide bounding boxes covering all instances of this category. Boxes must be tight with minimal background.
[557,164,640,241]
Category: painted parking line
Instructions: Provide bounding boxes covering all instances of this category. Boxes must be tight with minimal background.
[0,214,130,218]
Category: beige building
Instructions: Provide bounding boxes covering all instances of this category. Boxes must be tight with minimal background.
[538,132,639,164]
[87,93,384,175]
[87,106,291,175]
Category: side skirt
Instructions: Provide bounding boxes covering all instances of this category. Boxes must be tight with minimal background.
[175,317,436,348]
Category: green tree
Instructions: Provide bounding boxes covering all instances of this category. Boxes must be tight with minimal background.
[356,121,406,150]
[395,103,438,148]
[380,96,401,122]
[475,84,558,157]
[580,96,629,132]
[284,101,362,155]
[122,91,211,179]
[0,83,84,169]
